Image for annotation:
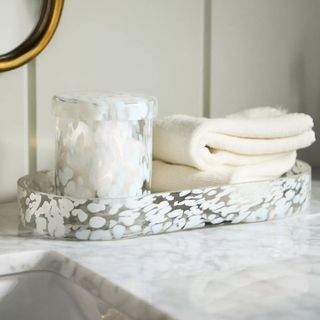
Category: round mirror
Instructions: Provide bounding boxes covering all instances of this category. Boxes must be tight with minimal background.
[0,0,64,72]
[0,0,42,55]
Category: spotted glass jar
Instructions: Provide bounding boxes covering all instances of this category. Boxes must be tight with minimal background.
[52,92,157,199]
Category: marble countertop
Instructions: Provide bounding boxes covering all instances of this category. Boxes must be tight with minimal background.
[0,180,320,319]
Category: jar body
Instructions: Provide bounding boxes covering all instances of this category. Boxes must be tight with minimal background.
[55,118,153,198]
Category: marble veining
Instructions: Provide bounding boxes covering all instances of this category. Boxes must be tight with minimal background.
[0,180,319,319]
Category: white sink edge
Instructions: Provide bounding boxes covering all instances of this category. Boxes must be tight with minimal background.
[0,250,171,320]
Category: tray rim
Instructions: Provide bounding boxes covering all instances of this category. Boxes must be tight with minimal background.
[17,160,311,240]
[17,160,311,202]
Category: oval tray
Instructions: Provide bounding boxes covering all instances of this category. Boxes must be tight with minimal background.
[17,161,311,241]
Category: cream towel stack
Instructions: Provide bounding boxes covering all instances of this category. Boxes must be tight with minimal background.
[152,107,315,192]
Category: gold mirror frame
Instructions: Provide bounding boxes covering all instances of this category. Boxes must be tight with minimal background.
[0,0,64,72]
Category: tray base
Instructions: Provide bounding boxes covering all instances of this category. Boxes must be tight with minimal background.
[17,161,311,240]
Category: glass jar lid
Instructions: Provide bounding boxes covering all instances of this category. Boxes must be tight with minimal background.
[52,92,157,121]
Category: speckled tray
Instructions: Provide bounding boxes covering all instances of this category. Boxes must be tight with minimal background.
[17,161,311,241]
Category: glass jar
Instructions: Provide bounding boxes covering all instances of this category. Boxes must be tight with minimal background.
[52,92,157,199]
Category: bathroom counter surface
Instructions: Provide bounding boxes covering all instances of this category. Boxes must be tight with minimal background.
[0,180,320,320]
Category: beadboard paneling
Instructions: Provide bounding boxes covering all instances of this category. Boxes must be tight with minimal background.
[35,0,205,171]
[0,68,28,202]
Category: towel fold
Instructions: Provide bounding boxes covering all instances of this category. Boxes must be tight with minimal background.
[153,107,315,171]
[152,107,315,193]
[152,152,297,193]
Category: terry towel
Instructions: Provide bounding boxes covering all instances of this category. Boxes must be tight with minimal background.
[153,107,315,171]
[152,152,297,192]
[152,107,315,192]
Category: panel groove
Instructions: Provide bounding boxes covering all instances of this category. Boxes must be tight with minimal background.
[27,60,37,174]
[202,0,212,117]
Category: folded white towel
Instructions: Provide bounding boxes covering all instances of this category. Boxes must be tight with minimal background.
[152,152,297,193]
[153,107,315,171]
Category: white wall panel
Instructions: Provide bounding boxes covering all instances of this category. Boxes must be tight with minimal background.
[0,68,28,202]
[210,0,320,166]
[36,0,205,170]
